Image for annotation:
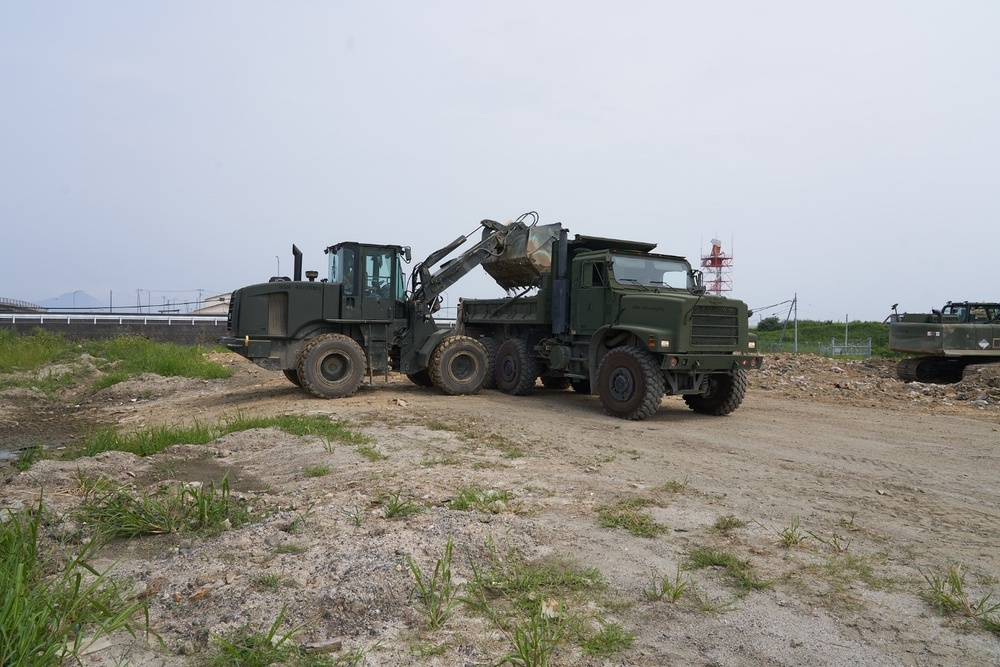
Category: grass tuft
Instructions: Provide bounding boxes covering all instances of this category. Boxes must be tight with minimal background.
[596,498,667,538]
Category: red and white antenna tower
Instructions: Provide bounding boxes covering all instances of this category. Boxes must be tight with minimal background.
[700,238,733,295]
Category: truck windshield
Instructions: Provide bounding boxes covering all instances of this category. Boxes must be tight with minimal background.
[611,256,692,289]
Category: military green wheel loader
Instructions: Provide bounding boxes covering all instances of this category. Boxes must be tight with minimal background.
[219,219,526,399]
[889,301,1000,383]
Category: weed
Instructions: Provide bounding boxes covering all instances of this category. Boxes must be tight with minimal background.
[596,498,667,538]
[922,564,1000,634]
[274,543,308,555]
[686,547,770,597]
[688,586,738,615]
[12,443,45,472]
[646,565,690,603]
[303,464,331,478]
[0,498,149,667]
[75,476,249,538]
[378,490,423,518]
[407,536,460,629]
[76,412,369,458]
[807,530,852,553]
[425,420,457,431]
[205,606,305,667]
[657,477,689,494]
[355,444,385,461]
[342,506,364,528]
[778,516,809,547]
[496,604,564,667]
[581,621,635,657]
[421,452,461,467]
[254,571,287,589]
[450,485,515,514]
[712,514,747,534]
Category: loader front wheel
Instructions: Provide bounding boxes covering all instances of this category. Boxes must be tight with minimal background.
[298,334,366,399]
[597,346,664,420]
[496,338,538,396]
[429,335,489,395]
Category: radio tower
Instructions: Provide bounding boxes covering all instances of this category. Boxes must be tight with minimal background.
[700,238,733,295]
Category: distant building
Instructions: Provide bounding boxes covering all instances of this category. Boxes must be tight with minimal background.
[192,293,231,315]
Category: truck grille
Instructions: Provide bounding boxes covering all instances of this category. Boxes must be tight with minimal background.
[691,305,739,347]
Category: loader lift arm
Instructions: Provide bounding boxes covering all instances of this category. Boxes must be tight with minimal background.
[409,219,518,317]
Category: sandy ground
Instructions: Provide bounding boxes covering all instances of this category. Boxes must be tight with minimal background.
[2,353,1000,666]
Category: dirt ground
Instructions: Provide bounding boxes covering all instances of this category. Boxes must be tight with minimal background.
[2,353,1000,666]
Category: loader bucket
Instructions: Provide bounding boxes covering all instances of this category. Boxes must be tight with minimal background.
[482,222,562,289]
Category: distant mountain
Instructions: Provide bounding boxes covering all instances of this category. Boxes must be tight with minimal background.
[37,292,108,311]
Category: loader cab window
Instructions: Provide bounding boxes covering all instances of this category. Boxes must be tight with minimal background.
[328,246,356,296]
[363,249,395,298]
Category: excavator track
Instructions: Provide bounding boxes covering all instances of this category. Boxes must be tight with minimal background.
[896,357,967,384]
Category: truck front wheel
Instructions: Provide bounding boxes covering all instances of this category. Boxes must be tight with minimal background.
[297,334,366,398]
[683,369,747,416]
[282,369,303,387]
[597,346,664,420]
[496,338,538,396]
[429,335,489,395]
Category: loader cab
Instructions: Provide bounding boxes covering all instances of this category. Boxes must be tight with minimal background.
[325,242,409,320]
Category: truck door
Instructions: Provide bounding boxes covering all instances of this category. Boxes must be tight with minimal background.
[572,260,607,334]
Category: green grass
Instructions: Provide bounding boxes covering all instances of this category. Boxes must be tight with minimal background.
[0,498,148,666]
[376,490,423,518]
[204,606,331,667]
[922,564,1000,636]
[686,547,771,598]
[0,330,234,392]
[449,485,515,513]
[753,318,894,357]
[407,537,460,630]
[595,498,667,538]
[303,464,331,478]
[76,412,370,458]
[74,475,251,538]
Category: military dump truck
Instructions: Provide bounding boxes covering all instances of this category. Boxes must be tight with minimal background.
[220,219,529,398]
[456,213,763,420]
[890,301,1000,383]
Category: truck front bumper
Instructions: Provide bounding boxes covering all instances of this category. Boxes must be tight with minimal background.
[661,353,763,372]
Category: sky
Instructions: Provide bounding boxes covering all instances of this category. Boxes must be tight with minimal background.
[2,1,998,323]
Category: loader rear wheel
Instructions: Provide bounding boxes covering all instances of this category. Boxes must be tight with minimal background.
[683,369,747,416]
[479,337,501,390]
[429,335,489,396]
[406,369,434,387]
[282,369,303,387]
[496,338,538,396]
[597,346,664,420]
[297,334,366,399]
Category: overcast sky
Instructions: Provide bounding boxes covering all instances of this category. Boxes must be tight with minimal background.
[2,1,998,322]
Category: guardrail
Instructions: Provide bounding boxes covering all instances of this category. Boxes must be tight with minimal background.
[0,313,227,325]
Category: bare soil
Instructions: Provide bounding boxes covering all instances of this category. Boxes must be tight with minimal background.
[2,353,1000,666]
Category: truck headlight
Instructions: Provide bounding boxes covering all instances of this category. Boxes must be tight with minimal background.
[748,341,756,350]
[660,340,670,349]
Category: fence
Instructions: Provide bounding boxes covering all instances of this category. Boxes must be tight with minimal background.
[761,338,873,359]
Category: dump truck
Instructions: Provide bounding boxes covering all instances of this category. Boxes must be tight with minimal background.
[219,219,529,398]
[456,213,763,420]
[889,301,1000,383]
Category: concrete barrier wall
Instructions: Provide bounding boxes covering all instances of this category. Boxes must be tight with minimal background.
[0,317,229,346]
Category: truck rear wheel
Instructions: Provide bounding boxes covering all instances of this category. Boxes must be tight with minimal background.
[683,369,747,416]
[429,335,489,395]
[297,334,366,399]
[496,338,538,395]
[479,337,500,390]
[597,346,664,420]
[571,378,591,394]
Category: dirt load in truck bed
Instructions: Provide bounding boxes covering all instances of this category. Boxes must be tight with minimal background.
[2,352,999,666]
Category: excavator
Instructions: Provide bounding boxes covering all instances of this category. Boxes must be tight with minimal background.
[219,218,523,398]
[890,301,1000,383]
